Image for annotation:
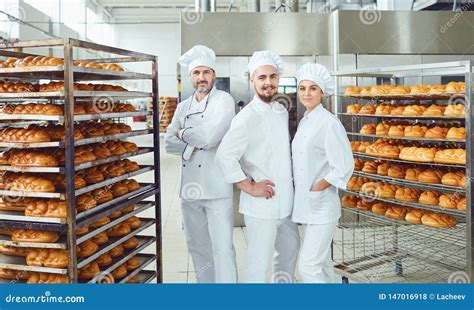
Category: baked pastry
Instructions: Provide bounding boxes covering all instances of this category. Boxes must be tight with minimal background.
[0,244,31,256]
[26,249,68,268]
[8,151,58,167]
[24,199,67,219]
[95,253,113,267]
[91,187,114,204]
[385,206,410,221]
[91,232,109,245]
[354,158,365,171]
[375,104,392,115]
[76,194,97,212]
[365,143,400,159]
[109,210,123,220]
[439,194,462,209]
[418,191,440,206]
[122,179,140,192]
[390,85,411,95]
[424,126,448,139]
[359,86,371,95]
[90,216,111,229]
[457,197,466,211]
[434,149,466,164]
[362,161,378,174]
[418,169,443,184]
[346,104,361,114]
[122,205,135,213]
[108,244,124,258]
[357,142,372,153]
[46,174,86,191]
[356,200,374,211]
[374,183,397,198]
[121,159,140,172]
[446,127,466,140]
[421,212,456,228]
[404,125,428,138]
[387,125,405,137]
[345,86,361,95]
[441,171,465,187]
[359,105,376,115]
[399,147,437,163]
[12,229,59,243]
[405,209,425,224]
[429,85,446,93]
[78,262,100,280]
[376,123,390,136]
[15,56,64,67]
[126,257,140,270]
[111,182,128,197]
[422,104,445,116]
[360,182,378,195]
[0,173,56,192]
[405,168,423,181]
[387,165,406,179]
[76,226,89,236]
[27,273,68,283]
[126,275,140,284]
[77,240,99,257]
[390,106,405,115]
[446,82,465,93]
[111,264,128,279]
[342,195,359,208]
[371,202,389,215]
[394,188,421,202]
[124,216,142,229]
[0,268,29,280]
[122,236,139,249]
[347,177,369,191]
[376,163,390,176]
[106,223,131,237]
[81,169,104,184]
[410,85,430,94]
[402,105,426,116]
[444,104,465,117]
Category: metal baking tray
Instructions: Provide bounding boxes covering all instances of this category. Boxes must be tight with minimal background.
[88,240,156,283]
[0,65,152,81]
[0,210,65,225]
[76,202,155,243]
[76,218,155,269]
[0,110,147,122]
[0,90,152,99]
[338,113,465,121]
[347,132,465,143]
[118,254,156,284]
[352,171,466,193]
[132,270,156,284]
[353,152,466,169]
[0,148,153,173]
[0,253,67,275]
[341,189,466,218]
[0,234,66,249]
[76,183,155,221]
[0,129,153,149]
[0,219,66,233]
[336,92,464,100]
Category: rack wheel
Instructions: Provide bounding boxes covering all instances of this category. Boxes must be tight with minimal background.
[342,276,349,284]
[395,260,403,276]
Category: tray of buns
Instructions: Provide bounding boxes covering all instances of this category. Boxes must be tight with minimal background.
[76,202,155,243]
[76,218,155,269]
[0,91,152,99]
[0,252,67,275]
[348,132,465,144]
[0,110,147,122]
[0,234,66,249]
[341,189,465,218]
[0,210,65,224]
[339,113,465,120]
[89,242,156,283]
[127,270,156,284]
[117,254,156,284]
[353,153,466,169]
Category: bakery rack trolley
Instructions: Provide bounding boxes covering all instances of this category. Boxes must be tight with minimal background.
[0,38,162,283]
[332,61,473,283]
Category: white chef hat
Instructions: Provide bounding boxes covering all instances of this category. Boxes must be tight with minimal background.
[248,50,284,76]
[295,63,335,96]
[178,45,216,74]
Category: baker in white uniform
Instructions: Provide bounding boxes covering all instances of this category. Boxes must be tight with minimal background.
[292,63,354,283]
[164,45,237,283]
[216,51,300,283]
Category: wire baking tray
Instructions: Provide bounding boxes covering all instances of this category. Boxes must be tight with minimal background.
[347,132,465,143]
[0,165,153,199]
[0,253,67,275]
[352,171,466,193]
[0,147,153,173]
[0,90,152,99]
[0,110,147,122]
[117,254,156,284]
[76,219,155,269]
[0,65,152,81]
[341,189,466,218]
[336,92,465,100]
[353,152,466,169]
[0,129,153,148]
[338,113,465,121]
[0,234,66,249]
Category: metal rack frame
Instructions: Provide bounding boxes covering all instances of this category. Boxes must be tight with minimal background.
[0,38,162,284]
[333,60,473,283]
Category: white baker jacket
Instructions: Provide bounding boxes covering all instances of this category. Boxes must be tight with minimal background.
[164,87,235,200]
[215,96,294,220]
[291,104,354,225]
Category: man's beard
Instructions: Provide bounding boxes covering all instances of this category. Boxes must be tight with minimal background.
[256,85,277,103]
[195,81,213,94]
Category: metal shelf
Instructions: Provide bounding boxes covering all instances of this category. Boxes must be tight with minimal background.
[76,218,155,269]
[353,152,466,169]
[0,91,152,99]
[134,270,157,284]
[341,189,466,217]
[0,254,67,275]
[118,254,156,284]
[336,92,464,100]
[352,171,466,193]
[0,66,152,81]
[348,132,465,144]
[0,147,153,173]
[0,110,147,122]
[0,234,66,249]
[0,219,66,233]
[338,113,465,121]
[0,210,65,225]
[0,129,153,149]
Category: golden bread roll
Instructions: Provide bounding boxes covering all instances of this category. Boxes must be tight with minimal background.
[76,194,97,212]
[91,232,109,245]
[90,216,111,229]
[0,244,31,256]
[387,165,406,179]
[124,216,141,229]
[402,105,426,116]
[345,86,361,95]
[390,85,411,95]
[385,206,410,221]
[410,85,430,94]
[342,195,359,208]
[375,104,392,115]
[376,162,390,176]
[424,126,448,139]
[27,273,68,284]
[122,236,139,250]
[359,105,376,115]
[354,158,365,171]
[422,104,445,116]
[111,264,128,279]
[362,161,378,174]
[24,199,67,219]
[444,104,465,117]
[445,82,465,93]
[390,106,405,115]
[371,202,389,215]
[26,249,68,268]
[95,253,113,267]
[433,149,466,165]
[446,127,466,140]
[376,123,390,136]
[356,200,374,211]
[441,171,465,187]
[405,209,426,224]
[418,169,443,184]
[346,104,361,114]
[418,191,440,206]
[421,212,456,228]
[374,183,398,198]
[347,177,369,191]
[0,268,29,280]
[457,197,466,211]
[77,240,99,258]
[108,244,124,258]
[357,142,372,153]
[78,262,101,280]
[126,257,141,270]
[360,124,376,135]
[428,85,446,93]
[91,187,114,204]
[404,125,428,138]
[399,147,437,163]
[438,194,462,209]
[360,182,378,195]
[387,125,405,137]
[405,168,423,181]
[395,188,421,202]
[12,229,59,243]
[106,223,131,237]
